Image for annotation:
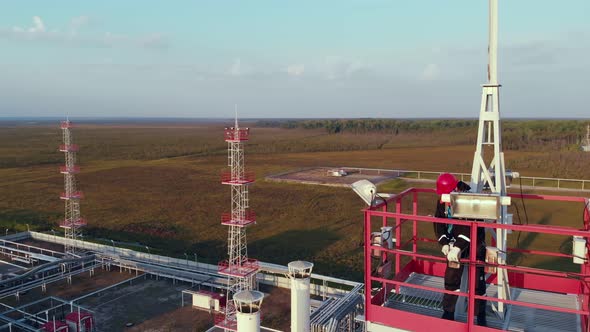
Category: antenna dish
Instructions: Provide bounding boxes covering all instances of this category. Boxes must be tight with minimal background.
[351,180,377,206]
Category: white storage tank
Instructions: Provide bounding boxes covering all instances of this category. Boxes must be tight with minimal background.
[234,290,264,332]
[288,260,314,332]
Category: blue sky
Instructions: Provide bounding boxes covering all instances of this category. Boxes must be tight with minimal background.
[0,1,589,118]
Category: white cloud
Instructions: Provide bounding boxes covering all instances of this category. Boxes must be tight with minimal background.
[321,56,371,80]
[70,16,90,31]
[0,16,169,50]
[420,63,440,80]
[286,64,305,76]
[139,33,169,49]
[9,16,46,36]
[30,16,45,33]
[102,32,128,46]
[229,58,242,76]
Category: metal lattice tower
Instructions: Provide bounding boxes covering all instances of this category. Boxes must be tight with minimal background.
[216,113,259,331]
[59,120,86,256]
[583,124,590,151]
[468,0,510,317]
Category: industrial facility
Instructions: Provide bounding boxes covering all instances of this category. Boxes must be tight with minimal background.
[1,1,590,332]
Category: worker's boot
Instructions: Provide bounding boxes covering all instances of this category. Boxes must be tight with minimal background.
[477,314,487,327]
[441,310,454,321]
[476,301,487,326]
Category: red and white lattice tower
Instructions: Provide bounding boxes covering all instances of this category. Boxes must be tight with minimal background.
[215,114,259,331]
[59,120,86,256]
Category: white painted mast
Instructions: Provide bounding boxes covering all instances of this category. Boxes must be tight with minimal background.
[468,0,510,318]
[471,0,510,317]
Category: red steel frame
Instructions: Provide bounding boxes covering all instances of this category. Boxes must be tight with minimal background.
[59,144,79,152]
[364,187,590,332]
[218,258,260,278]
[224,127,250,141]
[221,211,256,227]
[221,171,255,185]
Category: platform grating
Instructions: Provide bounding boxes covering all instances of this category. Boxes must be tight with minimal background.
[384,273,580,332]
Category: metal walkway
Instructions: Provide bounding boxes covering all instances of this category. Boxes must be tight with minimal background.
[385,273,580,332]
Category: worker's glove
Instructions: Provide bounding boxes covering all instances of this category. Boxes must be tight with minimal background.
[447,246,461,263]
[441,244,450,256]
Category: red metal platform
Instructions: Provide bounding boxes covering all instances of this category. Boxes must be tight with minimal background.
[221,211,256,227]
[60,191,84,200]
[363,187,590,332]
[59,144,79,152]
[59,218,87,228]
[60,121,73,129]
[218,259,260,278]
[214,311,237,331]
[221,171,255,185]
[224,128,249,142]
[59,166,80,174]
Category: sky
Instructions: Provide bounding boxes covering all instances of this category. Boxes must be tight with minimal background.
[0,1,589,118]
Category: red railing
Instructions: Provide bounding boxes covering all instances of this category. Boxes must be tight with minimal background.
[59,144,79,152]
[214,311,237,331]
[59,218,87,228]
[221,171,255,184]
[60,121,73,129]
[60,166,80,174]
[224,128,249,141]
[60,191,84,200]
[364,187,590,332]
[218,258,259,277]
[221,211,256,227]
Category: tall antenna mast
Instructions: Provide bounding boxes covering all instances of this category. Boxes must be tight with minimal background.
[216,113,259,330]
[468,0,510,317]
[59,120,86,256]
[234,104,239,129]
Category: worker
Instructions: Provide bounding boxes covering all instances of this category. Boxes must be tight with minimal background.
[434,173,487,326]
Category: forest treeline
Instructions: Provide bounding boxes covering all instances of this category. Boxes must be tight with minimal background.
[257,119,589,151]
[257,119,476,134]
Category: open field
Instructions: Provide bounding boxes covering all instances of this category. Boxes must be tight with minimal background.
[0,121,589,280]
[267,167,399,187]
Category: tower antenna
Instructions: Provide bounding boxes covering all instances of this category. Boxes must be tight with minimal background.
[216,111,259,330]
[59,119,86,256]
[469,0,510,318]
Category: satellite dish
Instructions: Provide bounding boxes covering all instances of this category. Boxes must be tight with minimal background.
[351,180,377,206]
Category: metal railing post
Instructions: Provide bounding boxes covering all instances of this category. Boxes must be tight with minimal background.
[412,191,418,255]
[364,210,373,319]
[467,222,478,330]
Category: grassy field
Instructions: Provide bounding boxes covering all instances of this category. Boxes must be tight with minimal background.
[0,121,588,280]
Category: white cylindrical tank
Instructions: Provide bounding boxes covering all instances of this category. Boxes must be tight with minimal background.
[234,290,264,332]
[288,260,314,332]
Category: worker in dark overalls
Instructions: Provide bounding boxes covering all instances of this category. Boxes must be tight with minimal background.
[434,173,487,326]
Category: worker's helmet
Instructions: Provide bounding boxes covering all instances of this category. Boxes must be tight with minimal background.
[436,173,458,195]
